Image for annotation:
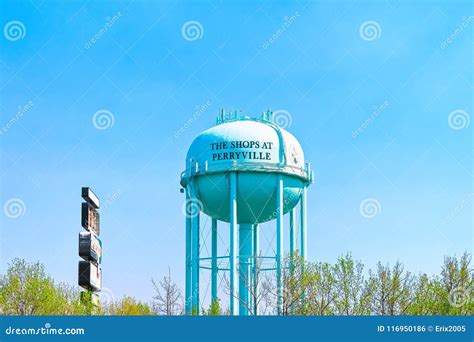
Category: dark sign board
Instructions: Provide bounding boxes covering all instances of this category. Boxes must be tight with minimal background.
[79,232,102,264]
[82,187,100,209]
[81,202,100,235]
[78,261,102,291]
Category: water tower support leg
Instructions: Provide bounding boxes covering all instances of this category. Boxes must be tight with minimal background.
[191,189,200,314]
[300,187,307,261]
[185,188,192,315]
[239,224,252,315]
[185,188,193,315]
[211,218,218,303]
[289,208,296,314]
[253,224,259,315]
[300,186,307,305]
[276,174,284,315]
[229,172,238,315]
[289,208,296,273]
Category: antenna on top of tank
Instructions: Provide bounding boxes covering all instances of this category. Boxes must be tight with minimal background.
[217,108,224,124]
[266,109,273,122]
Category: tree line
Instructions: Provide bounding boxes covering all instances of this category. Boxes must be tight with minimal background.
[0,253,472,316]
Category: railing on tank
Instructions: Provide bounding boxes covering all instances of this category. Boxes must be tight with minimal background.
[215,109,274,125]
[180,159,314,186]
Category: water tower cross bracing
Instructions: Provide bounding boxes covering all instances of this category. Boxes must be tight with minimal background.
[180,109,313,315]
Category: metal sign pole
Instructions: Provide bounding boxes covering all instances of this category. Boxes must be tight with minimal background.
[78,187,102,313]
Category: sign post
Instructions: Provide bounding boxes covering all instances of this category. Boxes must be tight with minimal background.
[79,187,102,313]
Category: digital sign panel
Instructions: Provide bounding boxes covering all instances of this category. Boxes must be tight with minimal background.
[78,261,102,291]
[81,202,100,235]
[79,232,102,264]
[82,187,100,209]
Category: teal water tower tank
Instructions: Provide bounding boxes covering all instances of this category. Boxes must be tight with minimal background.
[180,110,313,316]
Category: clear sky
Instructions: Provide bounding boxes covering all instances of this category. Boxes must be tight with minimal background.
[0,0,472,305]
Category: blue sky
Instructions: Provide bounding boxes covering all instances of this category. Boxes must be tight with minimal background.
[0,0,472,305]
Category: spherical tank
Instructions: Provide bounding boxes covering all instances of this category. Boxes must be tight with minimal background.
[181,114,311,224]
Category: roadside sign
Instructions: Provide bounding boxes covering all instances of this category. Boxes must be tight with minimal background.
[79,232,102,264]
[82,187,100,209]
[78,261,102,292]
[78,187,103,296]
[81,202,100,235]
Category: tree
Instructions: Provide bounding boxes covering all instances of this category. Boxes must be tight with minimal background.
[278,255,314,315]
[1,254,472,317]
[202,299,222,315]
[0,259,77,315]
[408,273,445,315]
[221,252,270,315]
[151,268,182,315]
[304,261,337,315]
[103,296,152,315]
[439,253,473,315]
[408,253,473,315]
[367,261,413,315]
[333,253,371,315]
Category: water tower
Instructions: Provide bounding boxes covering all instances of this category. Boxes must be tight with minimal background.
[180,109,313,315]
